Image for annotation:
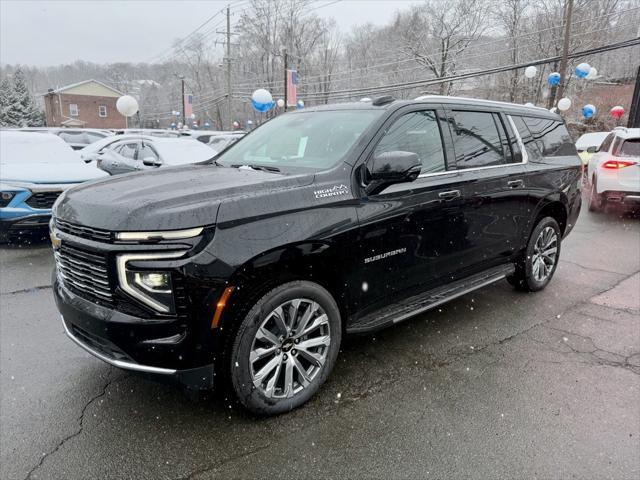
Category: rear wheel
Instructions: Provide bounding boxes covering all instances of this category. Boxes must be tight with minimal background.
[508,217,561,292]
[229,280,341,415]
[588,176,603,212]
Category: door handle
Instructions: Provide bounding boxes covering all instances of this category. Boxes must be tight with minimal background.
[507,179,524,189]
[438,190,461,200]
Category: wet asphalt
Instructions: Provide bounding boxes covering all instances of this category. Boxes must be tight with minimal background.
[1,205,639,480]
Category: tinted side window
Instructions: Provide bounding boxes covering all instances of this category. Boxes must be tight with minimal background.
[599,133,615,152]
[521,116,575,156]
[450,110,506,168]
[374,110,446,174]
[511,116,542,161]
[115,143,137,159]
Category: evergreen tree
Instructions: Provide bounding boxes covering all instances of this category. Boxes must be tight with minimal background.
[0,77,12,127]
[6,69,44,127]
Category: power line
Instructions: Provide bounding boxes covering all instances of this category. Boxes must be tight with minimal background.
[295,38,640,101]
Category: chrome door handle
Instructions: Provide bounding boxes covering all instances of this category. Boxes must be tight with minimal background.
[438,190,461,200]
[507,179,524,189]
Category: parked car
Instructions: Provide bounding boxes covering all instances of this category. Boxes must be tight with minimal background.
[184,130,245,145]
[51,96,581,415]
[113,129,186,138]
[80,133,164,161]
[90,137,216,175]
[586,127,640,211]
[208,132,245,151]
[19,127,113,150]
[0,131,107,240]
[575,131,609,165]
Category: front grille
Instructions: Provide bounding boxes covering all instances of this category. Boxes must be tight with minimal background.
[55,244,114,305]
[25,191,62,209]
[71,323,132,362]
[56,219,112,242]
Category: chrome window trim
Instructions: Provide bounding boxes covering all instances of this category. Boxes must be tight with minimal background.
[116,251,186,313]
[61,316,177,375]
[417,114,528,179]
[116,227,203,241]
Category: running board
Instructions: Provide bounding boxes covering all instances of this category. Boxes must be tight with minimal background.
[347,264,515,334]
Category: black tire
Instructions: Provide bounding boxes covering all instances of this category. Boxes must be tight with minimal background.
[508,216,561,292]
[229,280,341,415]
[588,176,603,212]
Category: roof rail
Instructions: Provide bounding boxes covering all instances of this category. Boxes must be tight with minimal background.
[414,94,550,111]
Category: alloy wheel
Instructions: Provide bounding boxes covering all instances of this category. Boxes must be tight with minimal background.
[531,226,558,282]
[249,299,331,399]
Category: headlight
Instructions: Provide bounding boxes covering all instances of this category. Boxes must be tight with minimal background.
[134,272,171,292]
[1,191,16,208]
[116,252,186,313]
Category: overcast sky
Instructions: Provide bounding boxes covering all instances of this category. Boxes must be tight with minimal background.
[0,0,421,66]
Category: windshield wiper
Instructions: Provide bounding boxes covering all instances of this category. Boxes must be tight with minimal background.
[232,164,281,173]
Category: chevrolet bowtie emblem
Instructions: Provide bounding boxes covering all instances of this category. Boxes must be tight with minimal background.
[50,228,62,250]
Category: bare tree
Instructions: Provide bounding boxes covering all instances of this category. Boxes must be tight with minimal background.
[395,0,492,95]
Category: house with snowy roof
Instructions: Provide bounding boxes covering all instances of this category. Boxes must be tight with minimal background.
[43,79,126,129]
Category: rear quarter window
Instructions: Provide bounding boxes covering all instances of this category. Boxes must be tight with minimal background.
[518,116,576,157]
[614,138,640,157]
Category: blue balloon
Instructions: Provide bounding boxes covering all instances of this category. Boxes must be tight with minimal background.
[582,104,596,119]
[251,99,275,112]
[548,72,561,86]
[575,63,591,79]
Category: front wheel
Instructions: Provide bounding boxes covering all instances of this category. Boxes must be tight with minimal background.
[508,217,561,292]
[229,281,342,415]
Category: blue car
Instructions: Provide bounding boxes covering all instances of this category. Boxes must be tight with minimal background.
[1,131,107,240]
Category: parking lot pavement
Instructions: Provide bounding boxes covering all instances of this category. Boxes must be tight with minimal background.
[1,208,639,480]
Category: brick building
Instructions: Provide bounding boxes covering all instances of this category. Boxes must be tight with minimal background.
[43,80,126,129]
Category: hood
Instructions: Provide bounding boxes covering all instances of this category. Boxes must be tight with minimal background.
[1,161,108,184]
[54,164,314,231]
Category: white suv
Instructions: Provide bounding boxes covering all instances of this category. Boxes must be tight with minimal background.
[587,127,640,211]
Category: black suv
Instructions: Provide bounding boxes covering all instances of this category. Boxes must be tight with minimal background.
[52,96,581,415]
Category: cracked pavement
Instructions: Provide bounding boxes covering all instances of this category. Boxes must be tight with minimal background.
[1,207,639,479]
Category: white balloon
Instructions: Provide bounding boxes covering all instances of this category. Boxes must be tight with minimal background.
[252,88,273,105]
[116,95,139,117]
[557,97,572,111]
[276,98,285,108]
[524,66,537,78]
[524,102,535,107]
[586,67,598,79]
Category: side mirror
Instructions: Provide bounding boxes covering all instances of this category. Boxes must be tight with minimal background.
[81,152,101,164]
[365,151,421,195]
[142,157,162,167]
[587,146,598,153]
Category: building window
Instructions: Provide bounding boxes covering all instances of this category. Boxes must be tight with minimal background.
[98,105,107,117]
[69,104,79,116]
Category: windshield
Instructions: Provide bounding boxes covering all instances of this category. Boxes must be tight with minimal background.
[216,110,381,171]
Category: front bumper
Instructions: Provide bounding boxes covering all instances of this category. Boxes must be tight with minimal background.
[54,277,215,390]
[0,187,62,232]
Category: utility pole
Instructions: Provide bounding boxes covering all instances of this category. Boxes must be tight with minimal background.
[555,0,574,105]
[180,76,185,125]
[283,48,288,112]
[225,5,232,129]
